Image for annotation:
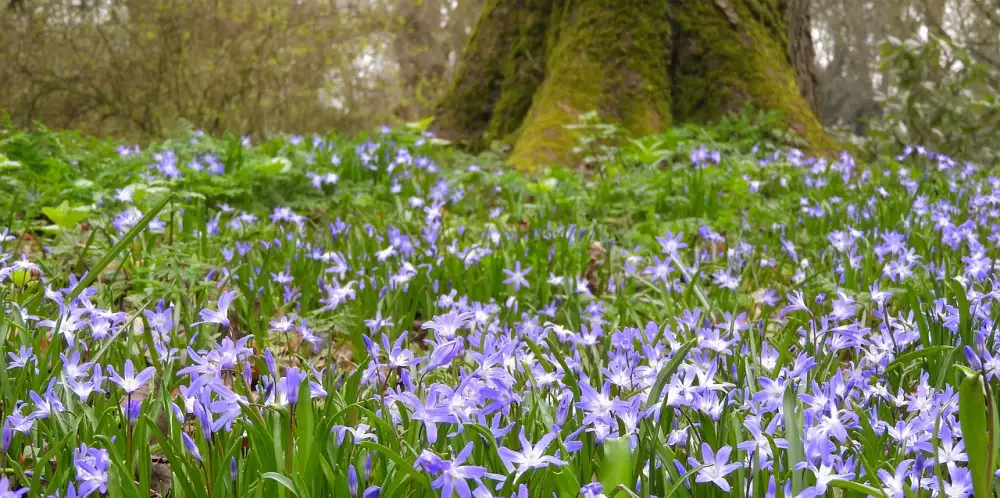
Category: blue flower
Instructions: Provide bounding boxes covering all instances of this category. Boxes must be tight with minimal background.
[191,290,237,327]
[107,360,156,394]
[0,477,27,498]
[687,443,742,492]
[497,430,567,477]
[429,443,500,498]
[502,261,532,291]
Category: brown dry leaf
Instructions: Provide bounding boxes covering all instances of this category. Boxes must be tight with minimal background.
[332,341,354,371]
[581,241,607,296]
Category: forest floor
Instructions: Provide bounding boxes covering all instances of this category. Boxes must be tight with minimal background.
[0,121,989,497]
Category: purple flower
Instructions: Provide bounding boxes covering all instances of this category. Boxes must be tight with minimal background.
[783,290,811,315]
[424,339,462,373]
[794,462,855,498]
[182,433,202,463]
[143,300,175,336]
[364,311,395,334]
[394,392,452,444]
[332,424,378,445]
[348,464,359,498]
[876,460,913,498]
[29,379,65,420]
[947,463,973,498]
[502,261,532,291]
[73,444,110,495]
[0,477,27,498]
[1,422,10,452]
[378,332,421,369]
[497,430,567,476]
[123,399,142,426]
[284,367,303,406]
[422,311,475,339]
[191,290,237,327]
[107,360,156,394]
[688,443,742,492]
[414,449,445,474]
[644,256,673,283]
[320,280,357,311]
[580,482,604,498]
[656,230,687,256]
[7,346,33,370]
[429,443,499,498]
[49,483,83,498]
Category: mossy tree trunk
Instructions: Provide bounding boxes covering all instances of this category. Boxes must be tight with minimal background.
[434,0,830,169]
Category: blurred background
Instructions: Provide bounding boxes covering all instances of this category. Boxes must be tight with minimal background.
[1,0,998,162]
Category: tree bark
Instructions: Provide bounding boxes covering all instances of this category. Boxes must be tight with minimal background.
[785,0,819,116]
[435,0,831,169]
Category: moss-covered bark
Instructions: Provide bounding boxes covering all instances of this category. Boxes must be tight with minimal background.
[669,0,831,149]
[435,0,831,170]
[433,0,553,148]
[507,0,673,169]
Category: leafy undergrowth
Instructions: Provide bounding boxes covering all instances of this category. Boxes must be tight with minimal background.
[0,120,996,498]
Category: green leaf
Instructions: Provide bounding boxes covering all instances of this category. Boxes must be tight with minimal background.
[783,385,806,495]
[0,153,21,169]
[599,436,634,493]
[263,472,300,496]
[404,116,434,132]
[884,345,953,374]
[550,467,581,498]
[143,414,202,498]
[960,373,992,498]
[644,339,697,411]
[357,442,432,490]
[828,479,888,498]
[257,157,292,175]
[42,201,90,229]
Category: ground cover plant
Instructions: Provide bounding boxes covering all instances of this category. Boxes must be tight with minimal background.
[0,119,998,498]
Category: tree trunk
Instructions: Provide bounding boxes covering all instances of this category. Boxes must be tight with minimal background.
[435,0,831,169]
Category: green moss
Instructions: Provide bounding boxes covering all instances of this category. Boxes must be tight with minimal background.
[434,0,552,147]
[483,3,554,143]
[437,0,834,171]
[669,0,833,152]
[507,0,673,170]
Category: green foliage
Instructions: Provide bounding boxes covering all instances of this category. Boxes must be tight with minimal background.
[41,202,91,230]
[1,112,997,498]
[864,35,1000,164]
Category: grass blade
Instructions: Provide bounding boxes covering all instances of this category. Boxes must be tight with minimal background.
[644,339,697,411]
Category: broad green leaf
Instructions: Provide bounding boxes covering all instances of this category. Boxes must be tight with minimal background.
[599,436,634,493]
[959,373,990,498]
[784,386,806,495]
[42,201,90,229]
[258,157,292,175]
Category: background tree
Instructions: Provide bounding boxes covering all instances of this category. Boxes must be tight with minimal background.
[433,0,829,169]
[2,0,996,162]
[0,0,482,139]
